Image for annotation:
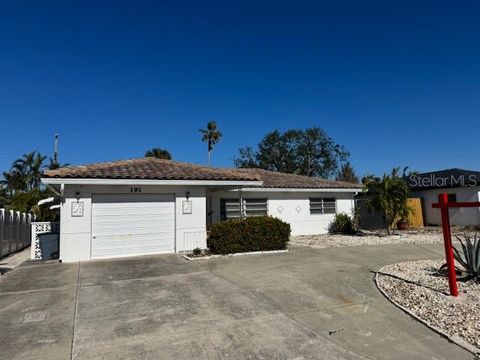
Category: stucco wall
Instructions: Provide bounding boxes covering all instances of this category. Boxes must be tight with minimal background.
[60,185,207,262]
[59,185,357,261]
[412,187,480,226]
[210,190,356,236]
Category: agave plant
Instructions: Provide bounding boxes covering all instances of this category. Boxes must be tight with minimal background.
[448,233,480,280]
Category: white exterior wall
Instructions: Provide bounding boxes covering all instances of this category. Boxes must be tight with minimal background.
[60,185,207,262]
[413,187,480,226]
[210,190,356,236]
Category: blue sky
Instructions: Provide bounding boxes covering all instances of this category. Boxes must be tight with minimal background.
[1,0,479,177]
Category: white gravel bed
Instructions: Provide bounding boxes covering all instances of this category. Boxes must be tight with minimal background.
[376,259,480,353]
[290,231,445,249]
[181,249,289,261]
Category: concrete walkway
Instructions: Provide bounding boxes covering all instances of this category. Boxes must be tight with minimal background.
[0,243,475,359]
[0,247,31,270]
[0,247,30,280]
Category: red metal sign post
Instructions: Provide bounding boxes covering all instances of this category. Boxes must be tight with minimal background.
[432,193,480,297]
[434,194,458,296]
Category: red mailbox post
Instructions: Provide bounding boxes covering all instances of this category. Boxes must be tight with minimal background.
[432,193,480,297]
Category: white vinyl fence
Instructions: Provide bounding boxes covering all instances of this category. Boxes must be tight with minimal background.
[0,208,33,260]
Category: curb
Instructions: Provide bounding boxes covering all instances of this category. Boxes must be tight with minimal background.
[181,249,289,261]
[374,269,480,356]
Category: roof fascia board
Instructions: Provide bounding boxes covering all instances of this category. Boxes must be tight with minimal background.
[234,187,362,193]
[41,178,263,187]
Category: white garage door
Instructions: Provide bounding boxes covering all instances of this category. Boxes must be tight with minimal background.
[91,194,175,259]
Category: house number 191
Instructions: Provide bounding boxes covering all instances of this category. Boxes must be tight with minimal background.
[130,187,142,193]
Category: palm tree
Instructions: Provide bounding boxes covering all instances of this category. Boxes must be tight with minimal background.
[362,168,411,235]
[47,157,69,170]
[199,121,222,165]
[145,148,172,160]
[0,151,52,215]
[0,184,7,207]
[0,170,26,195]
[8,151,46,191]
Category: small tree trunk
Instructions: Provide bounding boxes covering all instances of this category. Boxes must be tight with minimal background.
[385,211,391,235]
[207,150,211,165]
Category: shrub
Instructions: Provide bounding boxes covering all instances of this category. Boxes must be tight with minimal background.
[192,247,202,256]
[207,216,291,255]
[329,213,356,234]
[444,233,480,280]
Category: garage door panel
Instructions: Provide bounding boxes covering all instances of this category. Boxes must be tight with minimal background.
[92,218,174,232]
[91,208,174,216]
[92,204,173,212]
[92,212,175,220]
[93,235,173,254]
[93,227,174,237]
[91,194,175,259]
[92,193,171,203]
[94,235,174,248]
[91,204,174,212]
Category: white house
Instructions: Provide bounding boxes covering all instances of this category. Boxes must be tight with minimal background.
[41,158,361,262]
[407,169,480,226]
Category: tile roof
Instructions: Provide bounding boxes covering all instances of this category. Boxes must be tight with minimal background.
[234,168,361,189]
[43,158,260,182]
[43,158,361,189]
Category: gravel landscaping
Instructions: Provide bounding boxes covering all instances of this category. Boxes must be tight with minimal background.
[376,259,480,354]
[290,230,446,249]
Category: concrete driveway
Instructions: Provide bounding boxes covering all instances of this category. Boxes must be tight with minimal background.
[0,243,475,360]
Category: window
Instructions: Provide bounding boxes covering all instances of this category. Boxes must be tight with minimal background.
[244,198,269,217]
[447,193,457,203]
[220,199,241,219]
[310,198,336,214]
[220,198,268,220]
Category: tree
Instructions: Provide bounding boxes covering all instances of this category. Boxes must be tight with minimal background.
[200,121,222,165]
[1,151,47,192]
[235,147,258,168]
[48,157,69,170]
[362,168,411,235]
[336,162,359,183]
[7,188,58,221]
[0,184,8,207]
[0,151,61,220]
[145,148,172,160]
[0,170,25,195]
[235,127,349,178]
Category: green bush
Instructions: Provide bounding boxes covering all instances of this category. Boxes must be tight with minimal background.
[329,213,356,234]
[207,216,291,255]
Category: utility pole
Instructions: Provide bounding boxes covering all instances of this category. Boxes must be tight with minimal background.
[306,150,311,176]
[54,133,59,166]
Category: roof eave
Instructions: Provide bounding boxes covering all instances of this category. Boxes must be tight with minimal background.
[238,187,362,192]
[41,178,263,187]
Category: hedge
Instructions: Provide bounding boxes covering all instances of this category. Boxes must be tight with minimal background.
[207,216,291,255]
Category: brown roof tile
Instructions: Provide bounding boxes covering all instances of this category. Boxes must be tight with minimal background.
[234,168,361,189]
[43,158,260,182]
[43,158,361,189]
